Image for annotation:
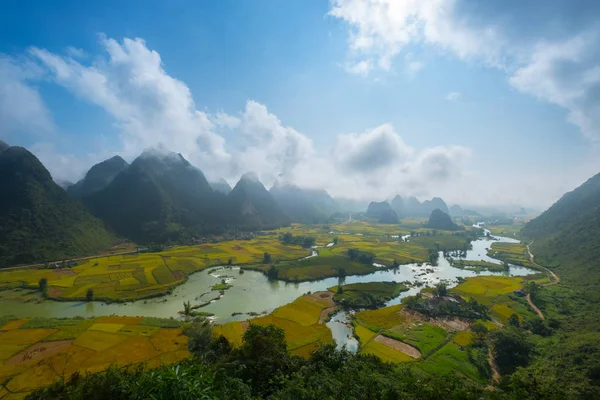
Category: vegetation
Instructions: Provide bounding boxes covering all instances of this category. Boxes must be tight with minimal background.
[0,146,116,268]
[426,209,460,231]
[332,281,409,309]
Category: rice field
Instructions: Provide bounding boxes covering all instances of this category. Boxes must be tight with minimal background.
[0,316,189,398]
[212,292,334,357]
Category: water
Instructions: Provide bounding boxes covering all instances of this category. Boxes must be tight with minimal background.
[0,236,535,325]
[326,310,359,352]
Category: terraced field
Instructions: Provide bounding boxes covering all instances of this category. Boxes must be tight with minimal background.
[212,292,334,357]
[0,237,309,302]
[487,242,534,268]
[0,316,189,399]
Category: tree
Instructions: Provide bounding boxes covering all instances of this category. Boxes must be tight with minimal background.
[436,283,448,297]
[526,281,540,300]
[39,277,48,297]
[471,321,489,344]
[182,300,193,318]
[491,327,532,375]
[337,285,344,294]
[267,266,279,280]
[333,237,338,245]
[508,313,521,328]
[228,257,233,266]
[86,289,94,301]
[263,252,272,264]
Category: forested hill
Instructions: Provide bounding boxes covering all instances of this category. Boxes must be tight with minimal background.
[0,146,115,267]
[522,172,600,287]
[67,155,129,198]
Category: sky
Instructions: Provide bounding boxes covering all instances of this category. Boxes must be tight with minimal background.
[1,0,600,209]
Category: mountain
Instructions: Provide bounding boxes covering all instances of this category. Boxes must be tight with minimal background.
[390,195,405,218]
[270,183,338,223]
[420,197,449,216]
[209,178,232,195]
[0,147,115,267]
[426,209,459,231]
[84,149,222,243]
[0,140,9,153]
[378,208,399,224]
[67,156,129,198]
[522,173,600,286]
[405,196,421,215]
[334,198,370,212]
[366,201,393,218]
[228,172,289,229]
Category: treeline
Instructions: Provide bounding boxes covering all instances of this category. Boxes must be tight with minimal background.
[278,232,316,248]
[347,248,375,264]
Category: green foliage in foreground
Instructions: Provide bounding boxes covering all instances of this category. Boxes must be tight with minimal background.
[333,281,409,309]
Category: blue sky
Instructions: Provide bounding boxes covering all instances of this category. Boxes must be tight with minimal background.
[1,0,599,208]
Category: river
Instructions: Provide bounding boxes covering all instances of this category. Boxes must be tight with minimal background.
[0,234,535,325]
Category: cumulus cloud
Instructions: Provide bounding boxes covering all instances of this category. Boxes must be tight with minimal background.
[329,0,600,141]
[509,29,600,141]
[29,36,231,171]
[333,124,413,173]
[0,55,55,137]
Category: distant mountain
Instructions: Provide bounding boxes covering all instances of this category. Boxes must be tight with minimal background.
[421,197,450,216]
[0,140,9,153]
[390,195,405,218]
[0,146,115,267]
[270,183,338,223]
[522,173,600,286]
[449,204,481,217]
[405,196,421,216]
[55,179,74,190]
[365,201,396,220]
[84,149,222,243]
[209,178,232,195]
[378,208,399,224]
[67,156,129,198]
[426,209,459,231]
[228,172,289,229]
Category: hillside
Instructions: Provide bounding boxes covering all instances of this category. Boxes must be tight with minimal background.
[228,172,290,229]
[0,140,9,153]
[67,155,129,198]
[84,150,223,243]
[420,197,450,216]
[522,173,600,287]
[365,201,393,219]
[270,183,338,223]
[0,146,115,267]
[426,209,459,230]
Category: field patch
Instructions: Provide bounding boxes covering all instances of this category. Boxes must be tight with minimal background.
[73,330,128,352]
[5,340,72,366]
[272,295,330,326]
[212,321,246,348]
[88,323,126,333]
[1,319,28,330]
[355,304,406,331]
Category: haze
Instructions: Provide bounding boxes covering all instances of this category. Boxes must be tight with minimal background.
[1,0,599,209]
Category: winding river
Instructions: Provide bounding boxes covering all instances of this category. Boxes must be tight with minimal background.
[0,234,534,325]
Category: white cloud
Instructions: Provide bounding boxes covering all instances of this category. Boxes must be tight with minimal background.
[65,46,86,59]
[0,55,55,138]
[329,0,600,142]
[509,29,600,141]
[30,36,231,173]
[345,60,373,76]
[445,91,461,101]
[212,111,241,129]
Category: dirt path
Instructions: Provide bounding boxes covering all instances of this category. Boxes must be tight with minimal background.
[374,335,421,359]
[526,294,545,320]
[523,242,561,321]
[488,347,501,384]
[319,307,335,324]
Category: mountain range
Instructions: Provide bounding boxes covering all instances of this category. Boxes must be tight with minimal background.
[270,183,338,224]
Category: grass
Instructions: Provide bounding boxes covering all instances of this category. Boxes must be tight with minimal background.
[453,331,472,347]
[450,259,507,272]
[383,324,448,356]
[0,316,190,397]
[272,296,329,326]
[416,341,484,383]
[452,276,524,304]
